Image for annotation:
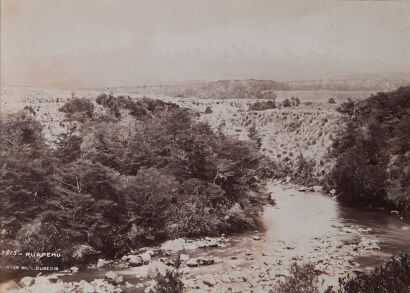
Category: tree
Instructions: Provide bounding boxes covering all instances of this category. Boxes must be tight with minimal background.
[283,98,291,107]
[248,124,262,148]
[329,86,410,211]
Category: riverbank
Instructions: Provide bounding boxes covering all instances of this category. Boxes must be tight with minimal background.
[2,182,409,292]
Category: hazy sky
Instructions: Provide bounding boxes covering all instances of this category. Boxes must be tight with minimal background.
[1,0,410,88]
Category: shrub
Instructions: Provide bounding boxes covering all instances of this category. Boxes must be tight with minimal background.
[291,96,301,106]
[204,106,213,114]
[282,98,291,107]
[23,106,36,116]
[155,271,183,293]
[292,154,318,186]
[248,124,262,148]
[59,97,94,120]
[249,100,276,111]
[328,252,410,293]
[275,263,319,293]
[328,98,336,104]
[295,97,301,106]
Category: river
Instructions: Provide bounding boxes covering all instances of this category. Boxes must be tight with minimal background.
[179,183,410,292]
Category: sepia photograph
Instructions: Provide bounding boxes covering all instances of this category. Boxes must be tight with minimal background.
[0,0,409,292]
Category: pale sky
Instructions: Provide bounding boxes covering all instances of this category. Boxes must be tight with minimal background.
[1,0,410,88]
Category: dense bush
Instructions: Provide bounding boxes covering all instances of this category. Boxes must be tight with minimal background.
[145,80,289,99]
[155,271,184,293]
[328,98,336,104]
[328,86,410,212]
[59,97,94,121]
[292,154,318,186]
[95,93,176,119]
[328,252,410,293]
[291,96,301,106]
[0,95,270,269]
[248,124,262,148]
[275,263,319,293]
[248,100,276,111]
[204,106,213,114]
[282,98,291,107]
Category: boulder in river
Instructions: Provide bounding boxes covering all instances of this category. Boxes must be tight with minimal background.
[178,267,191,274]
[141,251,151,264]
[203,277,217,287]
[198,256,215,265]
[19,276,34,287]
[186,259,199,267]
[213,257,223,264]
[79,280,94,293]
[128,255,144,267]
[180,253,190,261]
[105,271,123,284]
[72,244,96,262]
[34,276,50,285]
[313,185,323,192]
[148,261,171,278]
[47,275,59,283]
[97,258,110,268]
[298,186,307,192]
[125,281,134,289]
[161,238,185,252]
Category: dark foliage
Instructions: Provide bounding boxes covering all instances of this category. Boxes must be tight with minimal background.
[275,263,319,293]
[292,153,318,186]
[282,98,291,107]
[59,97,94,121]
[248,100,276,111]
[0,95,269,269]
[155,271,184,293]
[328,252,410,293]
[96,93,177,119]
[137,80,288,99]
[328,86,410,212]
[291,96,301,106]
[248,124,262,148]
[204,106,213,114]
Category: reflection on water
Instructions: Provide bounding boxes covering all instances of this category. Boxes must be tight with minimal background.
[338,205,410,250]
[262,184,410,268]
[263,185,340,242]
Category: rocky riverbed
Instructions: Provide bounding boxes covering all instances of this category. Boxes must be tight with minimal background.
[2,182,409,293]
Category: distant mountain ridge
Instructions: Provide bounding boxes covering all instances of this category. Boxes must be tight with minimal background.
[105,75,410,99]
[286,75,410,91]
[5,74,409,97]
